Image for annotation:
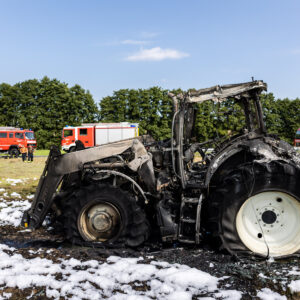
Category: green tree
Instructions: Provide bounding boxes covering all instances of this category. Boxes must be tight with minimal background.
[1,80,299,147]
[99,87,173,140]
[0,77,99,148]
[99,89,300,143]
[276,98,300,143]
[0,83,20,127]
[261,93,300,143]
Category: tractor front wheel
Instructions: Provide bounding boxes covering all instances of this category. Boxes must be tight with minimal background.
[61,183,149,247]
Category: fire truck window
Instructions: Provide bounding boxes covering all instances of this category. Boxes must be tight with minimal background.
[25,132,35,139]
[15,132,24,139]
[79,129,87,136]
[0,132,7,138]
[64,130,73,137]
[9,133,13,138]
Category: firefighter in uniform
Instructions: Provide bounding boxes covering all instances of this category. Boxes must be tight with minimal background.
[19,144,27,162]
[28,145,34,162]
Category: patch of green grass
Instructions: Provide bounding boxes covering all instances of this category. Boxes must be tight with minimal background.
[35,149,67,156]
[0,150,68,200]
[35,149,50,156]
[0,157,46,198]
[1,149,66,157]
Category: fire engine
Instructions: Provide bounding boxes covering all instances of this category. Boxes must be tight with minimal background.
[61,122,139,152]
[295,128,300,149]
[0,127,37,157]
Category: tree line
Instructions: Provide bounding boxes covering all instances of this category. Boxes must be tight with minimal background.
[0,77,299,148]
[0,77,98,148]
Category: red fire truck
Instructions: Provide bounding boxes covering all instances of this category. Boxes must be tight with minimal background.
[295,128,300,148]
[61,122,139,152]
[0,127,37,157]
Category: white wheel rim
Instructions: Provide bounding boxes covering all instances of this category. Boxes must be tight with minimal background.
[236,191,300,257]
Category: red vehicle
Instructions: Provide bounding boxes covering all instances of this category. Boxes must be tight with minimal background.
[61,122,139,152]
[0,127,37,157]
[295,128,300,148]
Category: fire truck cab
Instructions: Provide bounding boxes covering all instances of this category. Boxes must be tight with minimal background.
[295,128,300,149]
[0,127,37,157]
[61,123,139,152]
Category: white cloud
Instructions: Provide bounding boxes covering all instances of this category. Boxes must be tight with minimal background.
[121,39,150,45]
[126,47,189,61]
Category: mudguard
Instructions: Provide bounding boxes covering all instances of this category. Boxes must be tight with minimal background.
[205,134,300,187]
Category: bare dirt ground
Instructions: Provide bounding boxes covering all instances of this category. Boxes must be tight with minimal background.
[1,158,300,299]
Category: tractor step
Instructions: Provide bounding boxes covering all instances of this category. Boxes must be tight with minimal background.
[180,217,196,223]
[178,237,195,244]
[182,198,199,204]
[178,195,203,244]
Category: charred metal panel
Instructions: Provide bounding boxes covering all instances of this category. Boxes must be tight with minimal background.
[156,200,178,241]
[23,138,153,229]
[169,81,267,104]
[205,135,300,187]
[53,138,141,175]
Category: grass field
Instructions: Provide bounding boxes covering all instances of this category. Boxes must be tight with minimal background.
[0,149,68,157]
[0,150,49,157]
[0,157,46,198]
[35,149,50,156]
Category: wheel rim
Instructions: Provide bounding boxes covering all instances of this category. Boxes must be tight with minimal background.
[78,202,122,242]
[236,191,300,257]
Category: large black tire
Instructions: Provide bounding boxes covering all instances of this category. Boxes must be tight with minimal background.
[60,183,149,247]
[69,147,75,153]
[205,161,300,258]
[9,148,19,158]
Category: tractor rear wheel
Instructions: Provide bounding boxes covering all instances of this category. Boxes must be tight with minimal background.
[206,161,300,258]
[61,183,149,247]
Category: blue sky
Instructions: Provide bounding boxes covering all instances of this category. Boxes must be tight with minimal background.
[0,0,300,101]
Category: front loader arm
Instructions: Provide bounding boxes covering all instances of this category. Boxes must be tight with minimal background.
[22,138,149,229]
[22,146,64,229]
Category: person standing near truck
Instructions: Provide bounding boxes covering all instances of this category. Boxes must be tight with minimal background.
[27,145,34,162]
[19,144,27,162]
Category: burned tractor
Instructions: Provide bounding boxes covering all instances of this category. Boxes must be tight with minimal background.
[22,81,300,258]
